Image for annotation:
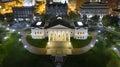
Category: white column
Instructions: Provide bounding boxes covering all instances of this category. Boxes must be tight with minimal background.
[48,32,50,42]
[65,32,66,41]
[53,31,54,41]
[63,31,65,41]
[90,0,92,2]
[68,31,70,42]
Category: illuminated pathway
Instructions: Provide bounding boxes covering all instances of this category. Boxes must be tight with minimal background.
[21,30,46,55]
[46,41,73,56]
[20,30,98,55]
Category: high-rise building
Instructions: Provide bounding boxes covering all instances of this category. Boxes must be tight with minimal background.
[68,0,77,12]
[80,0,109,26]
[46,0,68,16]
[0,0,12,3]
[46,0,68,4]
[117,0,120,9]
[102,0,117,9]
[80,0,109,18]
[85,0,101,2]
[12,0,35,22]
[23,0,35,7]
[12,7,35,21]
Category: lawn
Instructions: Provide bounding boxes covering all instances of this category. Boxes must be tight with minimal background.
[0,31,120,67]
[63,36,120,67]
[71,36,92,48]
[115,27,120,32]
[0,28,7,44]
[0,33,54,67]
[26,35,48,48]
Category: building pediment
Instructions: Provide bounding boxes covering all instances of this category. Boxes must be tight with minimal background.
[48,24,70,29]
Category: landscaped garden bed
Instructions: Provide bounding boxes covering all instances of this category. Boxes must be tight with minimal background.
[71,36,92,48]
[26,35,48,48]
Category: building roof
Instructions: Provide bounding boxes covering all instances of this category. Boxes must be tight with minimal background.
[46,3,67,7]
[80,2,109,15]
[114,9,120,12]
[31,21,45,28]
[45,19,74,29]
[74,21,88,28]
[80,2,109,9]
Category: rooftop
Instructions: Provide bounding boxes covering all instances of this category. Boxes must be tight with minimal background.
[45,19,74,29]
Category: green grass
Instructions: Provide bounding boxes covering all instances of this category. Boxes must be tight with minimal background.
[0,31,120,67]
[71,36,92,48]
[26,35,48,48]
[63,38,120,67]
[0,33,54,67]
[63,34,120,67]
[115,27,120,32]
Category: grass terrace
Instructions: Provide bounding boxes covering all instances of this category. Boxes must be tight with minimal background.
[63,35,120,67]
[71,36,92,48]
[26,35,48,48]
[0,33,54,67]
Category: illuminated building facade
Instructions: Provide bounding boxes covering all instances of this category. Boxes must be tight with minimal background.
[46,0,68,4]
[117,0,120,9]
[31,17,88,40]
[0,0,12,2]
[12,0,35,22]
[68,0,77,12]
[23,0,35,7]
[101,0,117,9]
[80,0,109,20]
[80,0,109,26]
[12,7,35,22]
[46,0,68,16]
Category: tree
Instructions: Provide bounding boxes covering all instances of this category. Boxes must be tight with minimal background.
[102,15,111,26]
[90,15,99,22]
[89,15,99,25]
[110,16,119,27]
[102,15,119,27]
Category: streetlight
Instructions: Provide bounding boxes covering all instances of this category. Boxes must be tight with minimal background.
[113,47,117,50]
[12,29,16,32]
[19,38,21,41]
[0,6,1,9]
[96,39,98,42]
[26,24,29,27]
[18,32,21,34]
[4,36,8,40]
[24,45,27,48]
[6,27,10,30]
[90,44,94,48]
[98,30,101,33]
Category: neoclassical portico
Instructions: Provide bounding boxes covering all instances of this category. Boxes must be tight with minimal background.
[48,30,70,42]
[31,18,88,40]
[30,18,88,55]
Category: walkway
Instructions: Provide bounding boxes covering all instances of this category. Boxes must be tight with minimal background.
[46,41,72,56]
[21,30,46,55]
[20,30,98,55]
[91,26,120,58]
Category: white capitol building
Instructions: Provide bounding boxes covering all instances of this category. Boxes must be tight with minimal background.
[31,17,88,42]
